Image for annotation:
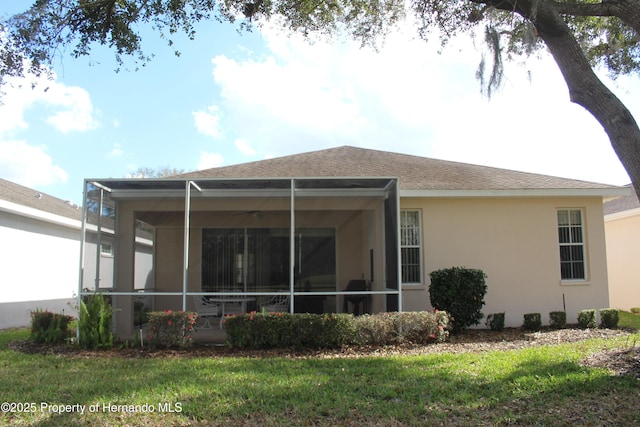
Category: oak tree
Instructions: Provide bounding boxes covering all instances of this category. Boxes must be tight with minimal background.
[128,166,187,178]
[1,1,638,193]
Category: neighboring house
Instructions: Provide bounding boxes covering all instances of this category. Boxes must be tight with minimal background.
[80,146,627,338]
[604,187,640,311]
[0,179,153,330]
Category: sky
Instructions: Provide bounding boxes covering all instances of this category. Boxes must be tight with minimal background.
[0,3,638,205]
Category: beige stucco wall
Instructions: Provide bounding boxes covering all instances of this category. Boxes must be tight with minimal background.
[401,196,610,327]
[605,210,640,310]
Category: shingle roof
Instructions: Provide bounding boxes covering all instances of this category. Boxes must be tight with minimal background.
[181,146,620,191]
[604,185,640,215]
[0,178,82,220]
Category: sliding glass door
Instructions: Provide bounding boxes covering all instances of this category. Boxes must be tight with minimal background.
[201,228,244,292]
[201,228,336,296]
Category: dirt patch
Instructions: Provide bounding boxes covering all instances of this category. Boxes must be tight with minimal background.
[581,346,640,378]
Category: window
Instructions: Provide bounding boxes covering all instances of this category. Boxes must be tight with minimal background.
[557,209,586,280]
[400,210,421,283]
[100,243,113,256]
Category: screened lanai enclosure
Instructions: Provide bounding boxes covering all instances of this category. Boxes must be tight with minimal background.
[79,177,401,339]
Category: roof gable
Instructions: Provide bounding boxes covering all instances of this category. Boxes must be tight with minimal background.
[181,146,621,192]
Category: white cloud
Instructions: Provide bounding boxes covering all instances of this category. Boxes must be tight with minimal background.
[193,106,223,138]
[0,77,46,136]
[44,85,99,132]
[210,49,367,140]
[197,151,224,170]
[428,57,633,185]
[107,143,124,158]
[0,140,68,186]
[235,138,256,156]
[0,72,99,135]
[203,21,634,185]
[206,23,477,156]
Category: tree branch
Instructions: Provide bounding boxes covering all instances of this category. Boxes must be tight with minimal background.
[531,1,640,197]
[552,0,640,36]
[470,0,639,36]
[552,0,619,17]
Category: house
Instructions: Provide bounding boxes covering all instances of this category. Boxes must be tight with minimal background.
[79,146,627,338]
[604,187,640,311]
[0,179,153,329]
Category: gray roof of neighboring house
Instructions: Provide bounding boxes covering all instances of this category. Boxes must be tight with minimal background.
[604,185,640,215]
[180,145,622,191]
[0,178,82,220]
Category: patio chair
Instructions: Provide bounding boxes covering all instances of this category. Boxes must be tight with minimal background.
[343,279,367,315]
[192,296,222,329]
[261,294,290,313]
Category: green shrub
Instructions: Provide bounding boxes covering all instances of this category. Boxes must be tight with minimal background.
[522,313,541,331]
[549,311,567,329]
[578,309,596,329]
[599,308,619,329]
[30,310,74,344]
[225,312,355,349]
[134,300,150,326]
[354,311,450,345]
[79,293,114,349]
[351,312,394,345]
[226,312,287,349]
[225,311,450,350]
[429,267,487,333]
[630,307,640,314]
[485,313,505,331]
[147,310,198,348]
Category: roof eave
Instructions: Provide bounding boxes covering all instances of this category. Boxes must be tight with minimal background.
[400,187,632,198]
[0,199,81,229]
[605,206,640,221]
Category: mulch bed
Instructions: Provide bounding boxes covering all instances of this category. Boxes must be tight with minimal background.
[581,346,640,379]
[7,327,640,379]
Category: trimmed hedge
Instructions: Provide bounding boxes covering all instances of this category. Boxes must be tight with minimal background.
[485,313,505,331]
[353,311,450,345]
[578,309,596,329]
[225,311,450,350]
[147,310,198,348]
[429,267,487,333]
[599,308,619,329]
[225,312,354,349]
[522,313,541,331]
[549,311,567,329]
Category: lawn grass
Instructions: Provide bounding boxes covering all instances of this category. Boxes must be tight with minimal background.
[619,309,640,330]
[1,319,640,426]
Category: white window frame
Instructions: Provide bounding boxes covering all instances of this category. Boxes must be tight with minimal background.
[400,209,422,285]
[100,242,113,257]
[557,208,587,282]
